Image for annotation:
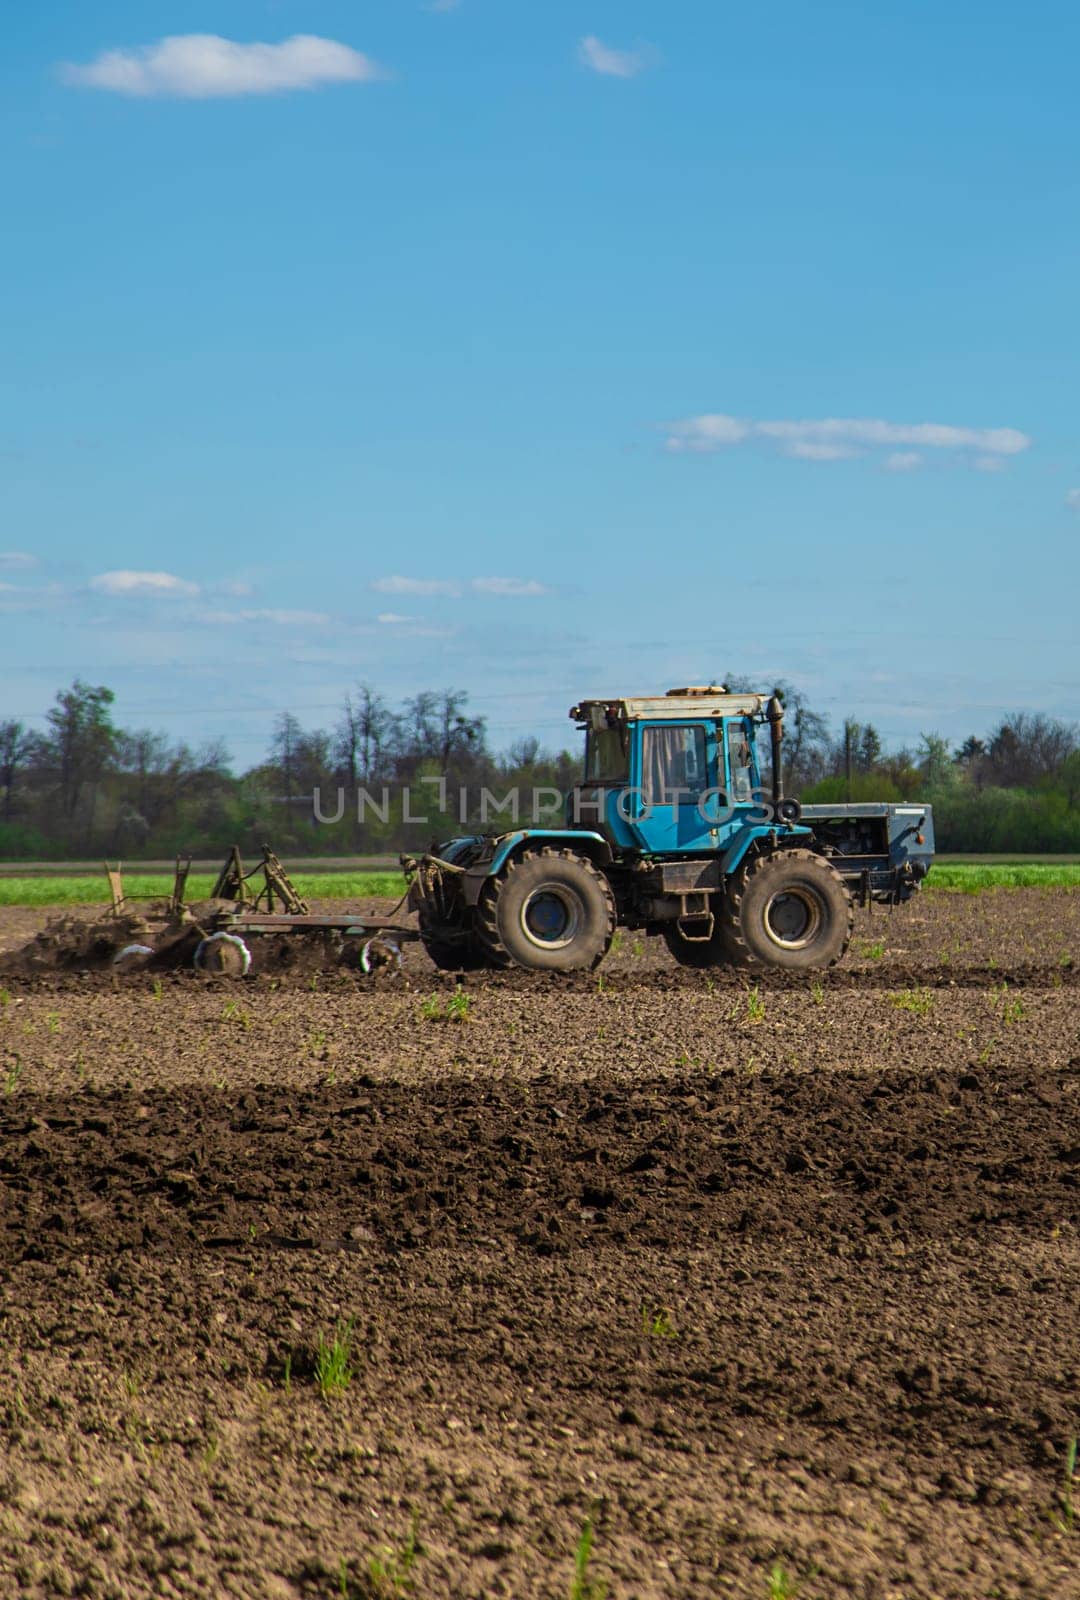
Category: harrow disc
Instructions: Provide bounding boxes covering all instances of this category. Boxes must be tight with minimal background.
[359,936,402,975]
[194,932,252,978]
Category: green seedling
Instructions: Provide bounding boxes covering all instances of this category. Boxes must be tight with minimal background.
[810,980,825,1005]
[746,986,765,1024]
[222,1000,250,1030]
[151,978,163,1001]
[1002,997,1025,1025]
[419,995,442,1021]
[0,988,10,1014]
[768,1564,798,1599]
[569,1514,607,1600]
[315,1317,356,1398]
[446,988,472,1024]
[365,1511,421,1597]
[308,1028,328,1053]
[890,989,933,1017]
[45,1012,60,1035]
[3,1056,22,1095]
[641,1305,677,1340]
[609,931,624,956]
[862,940,885,961]
[1052,1435,1077,1534]
[282,1351,293,1394]
[632,938,644,958]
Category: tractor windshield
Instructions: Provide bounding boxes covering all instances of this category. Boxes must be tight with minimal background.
[585,725,629,783]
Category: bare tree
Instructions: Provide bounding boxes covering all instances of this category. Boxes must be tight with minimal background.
[985,713,1079,788]
[0,720,35,823]
[336,685,396,785]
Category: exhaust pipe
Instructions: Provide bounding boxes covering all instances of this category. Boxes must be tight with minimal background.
[766,693,800,824]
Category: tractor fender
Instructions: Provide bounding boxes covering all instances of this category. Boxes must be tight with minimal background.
[460,830,611,905]
[720,823,811,879]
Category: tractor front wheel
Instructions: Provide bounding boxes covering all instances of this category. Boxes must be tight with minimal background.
[476,848,615,972]
[722,848,853,971]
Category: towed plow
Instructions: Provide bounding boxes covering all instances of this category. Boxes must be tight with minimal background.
[15,846,419,979]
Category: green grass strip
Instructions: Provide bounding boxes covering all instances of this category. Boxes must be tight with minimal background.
[0,872,409,908]
[1,861,1078,907]
[926,863,1080,892]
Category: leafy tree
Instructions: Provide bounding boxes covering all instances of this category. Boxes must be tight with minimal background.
[44,681,116,825]
[918,733,958,793]
[858,723,882,772]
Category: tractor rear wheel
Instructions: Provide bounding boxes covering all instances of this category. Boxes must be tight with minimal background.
[722,848,853,971]
[476,848,615,972]
[418,914,487,972]
[661,922,731,968]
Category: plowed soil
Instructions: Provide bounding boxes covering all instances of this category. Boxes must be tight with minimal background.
[0,890,1077,1599]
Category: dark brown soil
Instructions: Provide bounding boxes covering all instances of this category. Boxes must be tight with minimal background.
[0,890,1077,1598]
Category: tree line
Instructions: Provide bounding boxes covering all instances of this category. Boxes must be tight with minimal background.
[1,679,1078,858]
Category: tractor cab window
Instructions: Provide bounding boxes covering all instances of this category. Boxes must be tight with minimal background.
[585,725,629,783]
[726,720,755,803]
[642,724,707,806]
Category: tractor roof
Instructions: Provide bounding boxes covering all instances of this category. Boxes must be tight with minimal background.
[571,687,769,724]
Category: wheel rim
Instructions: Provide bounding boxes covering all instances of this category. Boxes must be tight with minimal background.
[763,886,822,949]
[519,883,582,950]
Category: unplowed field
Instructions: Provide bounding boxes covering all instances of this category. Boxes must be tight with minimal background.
[0,891,1077,1599]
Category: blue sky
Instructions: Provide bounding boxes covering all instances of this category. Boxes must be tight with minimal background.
[2,1,1078,767]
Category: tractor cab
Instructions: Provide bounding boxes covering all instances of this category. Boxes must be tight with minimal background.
[571,686,785,857]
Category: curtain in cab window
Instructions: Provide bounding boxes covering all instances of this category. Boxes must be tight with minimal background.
[642,726,707,805]
[727,724,754,803]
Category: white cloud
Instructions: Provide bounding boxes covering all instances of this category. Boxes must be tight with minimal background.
[1067,489,1080,510]
[372,576,462,597]
[786,441,859,462]
[665,413,1032,467]
[90,570,200,597]
[376,612,414,624]
[197,607,330,626]
[0,551,38,570]
[471,577,550,596]
[60,34,384,99]
[578,36,651,79]
[372,575,550,600]
[215,578,255,597]
[884,451,923,473]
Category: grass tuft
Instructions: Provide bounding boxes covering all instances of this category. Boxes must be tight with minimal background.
[364,1511,421,1597]
[1052,1435,1077,1534]
[569,1514,607,1600]
[889,988,934,1016]
[768,1563,798,1599]
[315,1317,356,1398]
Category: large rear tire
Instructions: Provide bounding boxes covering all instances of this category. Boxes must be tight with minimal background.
[476,848,615,972]
[661,923,730,969]
[418,914,488,972]
[722,848,852,971]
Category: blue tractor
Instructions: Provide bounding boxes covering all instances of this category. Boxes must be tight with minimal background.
[405,686,934,973]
